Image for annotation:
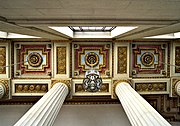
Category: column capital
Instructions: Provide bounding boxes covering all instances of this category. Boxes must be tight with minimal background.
[0,83,6,99]
[113,80,132,87]
[175,81,180,96]
[112,80,132,99]
[51,79,72,98]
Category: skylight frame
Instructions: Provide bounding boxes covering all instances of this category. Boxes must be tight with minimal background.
[69,26,116,32]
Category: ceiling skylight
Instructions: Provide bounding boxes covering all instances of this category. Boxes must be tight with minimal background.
[69,26,116,32]
[49,26,137,38]
[144,32,180,39]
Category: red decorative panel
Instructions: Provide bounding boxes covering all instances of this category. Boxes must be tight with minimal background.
[15,43,52,78]
[73,43,111,78]
[132,44,167,77]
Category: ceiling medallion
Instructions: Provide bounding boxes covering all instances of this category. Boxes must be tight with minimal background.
[85,52,99,67]
[83,70,102,92]
[141,52,155,67]
[28,52,43,67]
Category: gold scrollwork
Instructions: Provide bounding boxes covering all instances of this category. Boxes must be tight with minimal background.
[15,84,48,93]
[117,47,127,74]
[57,47,66,74]
[0,47,6,74]
[135,82,166,92]
[175,47,180,73]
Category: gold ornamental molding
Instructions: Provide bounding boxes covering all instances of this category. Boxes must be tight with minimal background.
[135,82,166,92]
[57,47,66,74]
[12,79,51,96]
[15,84,48,93]
[0,47,6,74]
[117,47,127,74]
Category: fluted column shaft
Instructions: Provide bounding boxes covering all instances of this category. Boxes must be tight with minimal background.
[115,82,171,126]
[14,82,68,126]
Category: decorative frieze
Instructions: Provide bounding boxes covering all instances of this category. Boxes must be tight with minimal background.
[57,47,66,74]
[175,46,180,73]
[12,79,51,96]
[113,43,129,79]
[0,47,6,74]
[135,82,166,92]
[75,84,109,93]
[54,43,70,78]
[0,42,10,78]
[15,84,48,93]
[133,79,170,94]
[117,47,127,74]
[72,79,111,96]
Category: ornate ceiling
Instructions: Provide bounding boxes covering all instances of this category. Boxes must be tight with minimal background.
[0,0,180,121]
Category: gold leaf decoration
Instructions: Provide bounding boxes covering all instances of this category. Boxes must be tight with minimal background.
[57,47,66,74]
[0,47,6,74]
[117,47,127,74]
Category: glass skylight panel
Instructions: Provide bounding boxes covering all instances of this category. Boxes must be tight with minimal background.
[73,27,80,30]
[68,26,115,32]
[88,27,96,30]
[95,27,103,30]
[104,27,112,30]
[82,27,89,30]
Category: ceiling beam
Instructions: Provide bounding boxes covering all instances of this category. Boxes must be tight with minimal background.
[117,22,180,40]
[8,19,178,26]
[0,21,68,40]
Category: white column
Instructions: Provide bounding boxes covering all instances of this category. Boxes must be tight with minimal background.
[115,82,171,126]
[14,82,68,126]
